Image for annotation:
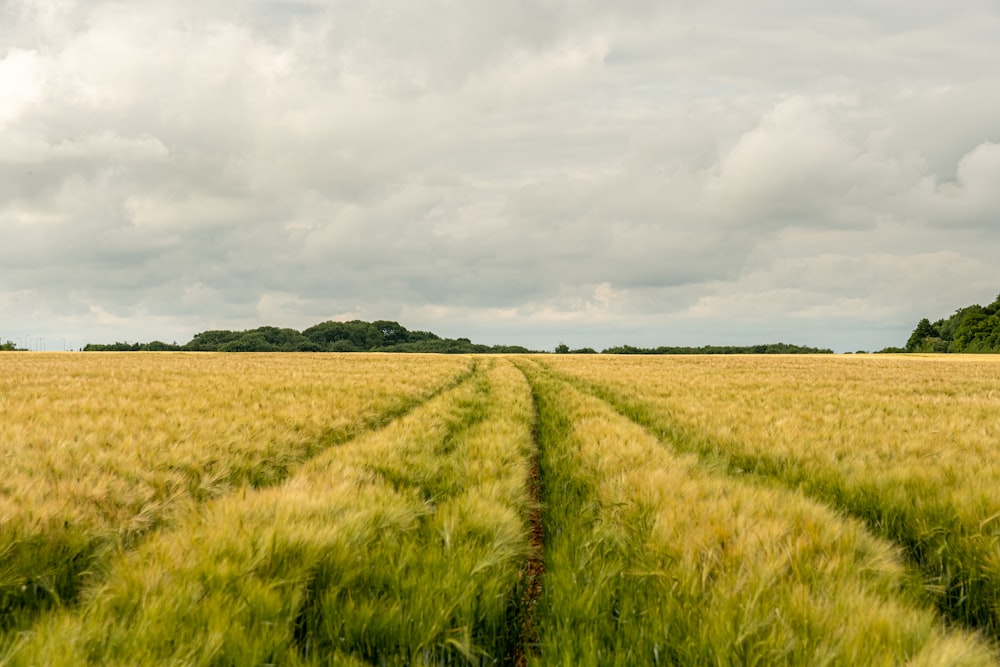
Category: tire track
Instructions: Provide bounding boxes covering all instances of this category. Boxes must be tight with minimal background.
[10,357,538,665]
[0,358,478,636]
[535,358,1000,640]
[509,360,545,667]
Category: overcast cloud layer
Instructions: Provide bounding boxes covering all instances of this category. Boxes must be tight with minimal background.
[3,1,999,352]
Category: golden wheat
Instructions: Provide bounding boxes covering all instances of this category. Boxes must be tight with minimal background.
[0,352,469,628]
[10,358,535,665]
[518,358,996,665]
[541,353,1000,634]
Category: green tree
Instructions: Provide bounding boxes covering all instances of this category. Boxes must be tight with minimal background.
[906,318,938,352]
[184,330,241,351]
[329,339,359,352]
[370,320,409,346]
[246,326,312,351]
[952,308,989,352]
[141,341,180,351]
[985,293,1000,316]
[219,332,278,352]
[303,320,381,351]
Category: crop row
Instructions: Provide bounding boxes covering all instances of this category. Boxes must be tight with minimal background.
[5,358,536,665]
[3,353,998,664]
[541,354,1000,639]
[515,358,994,665]
[0,353,471,630]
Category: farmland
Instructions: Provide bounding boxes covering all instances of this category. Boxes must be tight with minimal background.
[542,354,1000,635]
[0,353,471,631]
[1,352,999,664]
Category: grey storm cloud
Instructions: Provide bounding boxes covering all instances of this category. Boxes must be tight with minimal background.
[2,0,1000,351]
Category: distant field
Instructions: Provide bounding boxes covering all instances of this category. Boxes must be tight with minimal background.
[1,352,998,665]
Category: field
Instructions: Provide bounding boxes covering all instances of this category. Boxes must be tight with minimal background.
[1,352,999,665]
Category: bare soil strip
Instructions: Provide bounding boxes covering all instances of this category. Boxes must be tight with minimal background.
[510,415,545,667]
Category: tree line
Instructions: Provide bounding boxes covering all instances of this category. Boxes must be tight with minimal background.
[25,297,1000,353]
[905,293,1000,353]
[599,342,834,355]
[81,319,836,354]
[83,320,538,354]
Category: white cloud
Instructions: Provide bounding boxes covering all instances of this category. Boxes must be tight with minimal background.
[3,0,1000,352]
[905,142,1000,228]
[0,48,42,124]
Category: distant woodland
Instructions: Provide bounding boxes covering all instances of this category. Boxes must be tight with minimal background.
[904,293,1000,353]
[75,319,832,354]
[23,300,1000,353]
[600,343,833,354]
[82,320,538,353]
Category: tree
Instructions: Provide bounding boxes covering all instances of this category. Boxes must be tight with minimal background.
[906,294,1000,353]
[184,330,241,351]
[87,318,527,354]
[219,332,278,352]
[952,308,989,352]
[302,320,382,351]
[246,326,312,351]
[985,292,1000,316]
[906,318,938,352]
[371,320,409,346]
[142,340,179,351]
[329,339,359,352]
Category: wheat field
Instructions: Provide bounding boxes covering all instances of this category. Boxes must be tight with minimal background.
[2,352,998,665]
[0,352,470,632]
[541,353,1000,636]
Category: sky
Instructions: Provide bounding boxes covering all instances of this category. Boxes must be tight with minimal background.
[2,1,999,353]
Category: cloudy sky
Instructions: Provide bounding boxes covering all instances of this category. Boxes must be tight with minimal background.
[3,1,999,352]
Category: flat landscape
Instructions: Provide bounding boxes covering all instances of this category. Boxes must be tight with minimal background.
[2,352,999,665]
